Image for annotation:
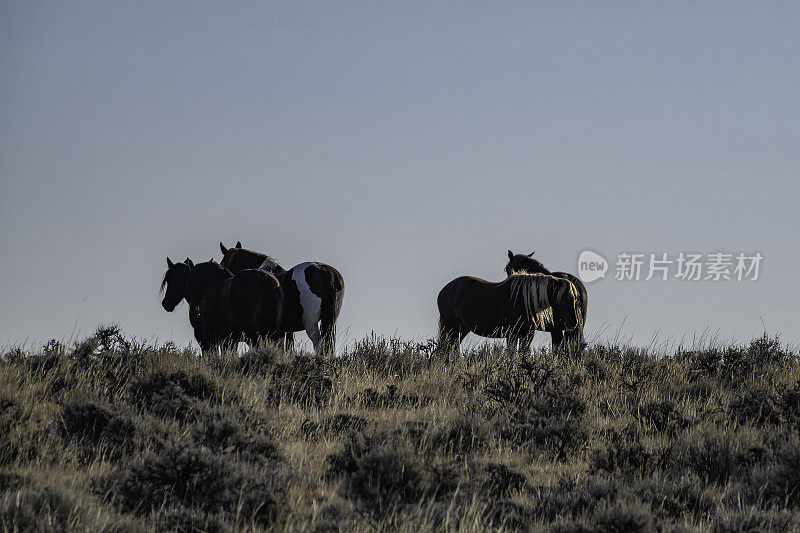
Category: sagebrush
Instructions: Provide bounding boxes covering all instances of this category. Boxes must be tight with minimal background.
[1,326,799,531]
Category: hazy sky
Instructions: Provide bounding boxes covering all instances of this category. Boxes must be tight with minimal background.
[2,2,799,351]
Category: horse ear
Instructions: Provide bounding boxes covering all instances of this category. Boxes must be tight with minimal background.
[186,259,194,269]
[508,250,514,260]
[220,242,228,255]
[527,251,535,257]
[167,257,174,268]
[235,241,242,249]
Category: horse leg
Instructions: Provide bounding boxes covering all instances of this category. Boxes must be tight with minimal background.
[505,334,519,360]
[519,329,535,357]
[318,277,339,356]
[283,332,294,351]
[305,319,323,353]
[438,317,464,362]
[268,331,292,351]
[550,328,564,352]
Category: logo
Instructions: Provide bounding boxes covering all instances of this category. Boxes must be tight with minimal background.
[578,250,608,283]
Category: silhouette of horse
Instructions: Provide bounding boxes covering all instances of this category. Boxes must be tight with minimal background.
[437,272,584,357]
[219,241,344,354]
[161,257,206,346]
[504,250,588,350]
[162,258,284,352]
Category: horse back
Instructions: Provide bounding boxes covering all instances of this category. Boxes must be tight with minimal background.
[438,276,517,336]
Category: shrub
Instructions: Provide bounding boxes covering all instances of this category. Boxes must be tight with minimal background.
[152,505,227,533]
[639,400,689,435]
[104,442,279,526]
[746,437,800,508]
[677,430,764,483]
[727,388,780,426]
[128,370,220,419]
[190,406,279,464]
[326,428,456,512]
[712,507,798,532]
[428,415,489,454]
[591,498,653,533]
[0,486,95,532]
[267,355,332,407]
[301,413,367,439]
[58,399,141,459]
[479,462,527,497]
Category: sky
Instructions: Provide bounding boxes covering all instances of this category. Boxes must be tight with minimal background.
[2,2,799,352]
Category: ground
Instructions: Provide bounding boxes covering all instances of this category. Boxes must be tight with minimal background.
[1,326,799,531]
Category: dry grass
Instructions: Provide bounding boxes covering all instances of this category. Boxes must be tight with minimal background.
[2,325,800,531]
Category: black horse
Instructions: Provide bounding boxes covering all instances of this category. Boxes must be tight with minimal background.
[161,258,284,352]
[504,250,588,350]
[437,272,584,357]
[161,257,205,346]
[219,241,344,355]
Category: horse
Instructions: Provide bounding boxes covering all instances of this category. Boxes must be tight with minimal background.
[161,257,205,346]
[161,258,284,352]
[437,272,584,358]
[219,241,345,354]
[504,250,588,350]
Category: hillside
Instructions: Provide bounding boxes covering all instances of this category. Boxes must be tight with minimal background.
[2,326,799,531]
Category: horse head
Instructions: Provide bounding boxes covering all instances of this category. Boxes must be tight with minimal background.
[161,257,193,312]
[505,250,550,277]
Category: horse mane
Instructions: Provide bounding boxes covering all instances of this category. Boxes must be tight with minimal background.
[508,273,582,330]
[508,255,552,275]
[159,270,169,294]
[232,247,282,270]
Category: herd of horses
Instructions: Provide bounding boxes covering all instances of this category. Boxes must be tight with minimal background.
[161,244,587,356]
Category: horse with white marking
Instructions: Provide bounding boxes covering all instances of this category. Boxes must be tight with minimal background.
[437,272,584,358]
[219,242,344,354]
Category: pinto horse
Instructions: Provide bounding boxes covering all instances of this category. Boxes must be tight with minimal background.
[504,250,588,351]
[437,272,584,357]
[219,241,344,354]
[161,258,284,352]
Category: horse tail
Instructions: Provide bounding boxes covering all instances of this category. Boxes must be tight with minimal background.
[319,266,341,354]
[567,280,584,330]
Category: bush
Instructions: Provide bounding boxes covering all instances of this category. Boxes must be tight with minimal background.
[0,486,95,532]
[58,399,142,459]
[677,430,764,483]
[639,400,689,435]
[727,388,780,426]
[190,406,279,464]
[128,370,220,419]
[104,442,279,526]
[267,356,332,407]
[327,428,456,512]
[591,498,653,533]
[746,437,800,508]
[428,415,489,454]
[712,507,799,532]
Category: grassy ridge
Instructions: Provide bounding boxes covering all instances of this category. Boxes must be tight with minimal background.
[1,326,799,531]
